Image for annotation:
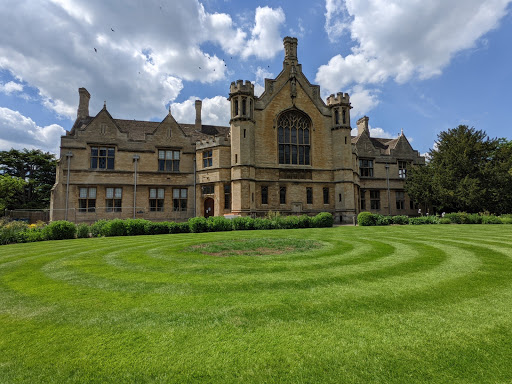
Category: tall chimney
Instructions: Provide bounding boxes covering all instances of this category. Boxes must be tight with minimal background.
[77,88,90,120]
[357,116,370,136]
[195,99,202,130]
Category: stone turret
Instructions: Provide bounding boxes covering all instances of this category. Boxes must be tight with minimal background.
[327,92,351,129]
[77,87,90,120]
[229,80,254,121]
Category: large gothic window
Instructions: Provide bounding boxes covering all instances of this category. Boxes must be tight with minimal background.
[278,111,310,165]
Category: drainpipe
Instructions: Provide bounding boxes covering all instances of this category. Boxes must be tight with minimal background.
[133,154,140,219]
[385,163,391,215]
[65,151,73,221]
[193,158,197,217]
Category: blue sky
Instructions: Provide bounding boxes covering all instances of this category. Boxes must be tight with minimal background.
[1,0,511,155]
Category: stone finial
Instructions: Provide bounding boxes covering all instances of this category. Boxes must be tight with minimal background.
[283,36,298,66]
[77,87,91,120]
[195,100,202,130]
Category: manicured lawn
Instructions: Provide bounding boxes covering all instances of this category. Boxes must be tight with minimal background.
[1,225,512,383]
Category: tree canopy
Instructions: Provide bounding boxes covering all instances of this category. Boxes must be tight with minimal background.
[0,149,57,210]
[405,125,512,214]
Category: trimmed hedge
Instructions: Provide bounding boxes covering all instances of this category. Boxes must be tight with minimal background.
[358,212,376,226]
[44,220,77,240]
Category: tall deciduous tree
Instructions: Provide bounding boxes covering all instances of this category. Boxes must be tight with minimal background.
[0,149,56,209]
[406,125,512,214]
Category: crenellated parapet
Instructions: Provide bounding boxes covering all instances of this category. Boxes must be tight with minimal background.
[229,80,254,98]
[229,80,255,121]
[327,93,352,129]
[196,136,228,150]
[326,92,350,107]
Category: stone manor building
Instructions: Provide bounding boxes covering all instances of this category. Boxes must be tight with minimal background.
[50,37,425,224]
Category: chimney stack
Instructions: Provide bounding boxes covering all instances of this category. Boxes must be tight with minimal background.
[195,100,202,130]
[77,87,90,120]
[357,116,370,136]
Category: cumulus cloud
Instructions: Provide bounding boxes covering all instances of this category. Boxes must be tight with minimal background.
[318,0,511,101]
[0,81,23,95]
[0,1,285,124]
[347,85,380,118]
[242,7,286,59]
[0,107,65,154]
[171,96,230,127]
[253,66,274,97]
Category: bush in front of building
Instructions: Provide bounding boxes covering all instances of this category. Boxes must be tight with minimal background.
[232,217,255,230]
[357,212,376,226]
[439,218,451,224]
[207,216,233,232]
[297,215,312,228]
[312,212,334,228]
[391,215,409,225]
[145,221,171,235]
[253,218,275,230]
[0,221,29,245]
[77,223,90,238]
[168,221,190,234]
[90,220,108,237]
[124,219,149,236]
[188,217,208,233]
[375,215,391,226]
[101,219,127,237]
[409,216,439,225]
[44,220,77,240]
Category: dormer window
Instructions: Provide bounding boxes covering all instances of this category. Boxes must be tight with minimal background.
[158,150,180,172]
[398,161,407,178]
[359,159,374,177]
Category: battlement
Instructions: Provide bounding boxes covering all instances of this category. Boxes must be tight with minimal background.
[229,80,254,95]
[326,92,350,106]
[196,135,228,150]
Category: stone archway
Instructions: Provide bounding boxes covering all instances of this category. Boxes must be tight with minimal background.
[204,198,214,218]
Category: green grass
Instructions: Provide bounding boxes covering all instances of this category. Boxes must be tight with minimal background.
[1,225,512,383]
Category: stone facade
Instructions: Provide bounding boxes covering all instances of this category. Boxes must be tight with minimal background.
[50,37,425,224]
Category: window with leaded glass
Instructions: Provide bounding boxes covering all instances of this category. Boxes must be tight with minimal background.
[224,184,231,210]
[79,187,96,212]
[323,187,329,204]
[91,147,115,169]
[158,150,180,172]
[105,187,122,212]
[360,189,366,210]
[173,188,187,211]
[396,191,405,210]
[203,150,212,168]
[306,187,313,204]
[278,111,311,165]
[280,186,286,204]
[398,161,407,179]
[261,186,268,205]
[370,190,380,210]
[359,159,374,177]
[149,188,164,212]
[202,185,214,195]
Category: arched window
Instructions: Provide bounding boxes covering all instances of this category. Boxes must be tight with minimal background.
[278,110,310,165]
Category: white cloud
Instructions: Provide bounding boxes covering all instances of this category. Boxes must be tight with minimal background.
[351,125,394,139]
[242,7,286,59]
[347,85,380,118]
[290,18,306,38]
[0,81,23,95]
[171,96,230,127]
[318,0,511,92]
[0,1,285,124]
[0,108,65,154]
[253,66,274,96]
[324,0,350,42]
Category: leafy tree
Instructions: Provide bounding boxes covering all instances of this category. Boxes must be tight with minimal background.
[0,174,26,211]
[0,149,56,209]
[406,125,512,214]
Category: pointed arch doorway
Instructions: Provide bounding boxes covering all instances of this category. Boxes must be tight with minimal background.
[204,198,214,218]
